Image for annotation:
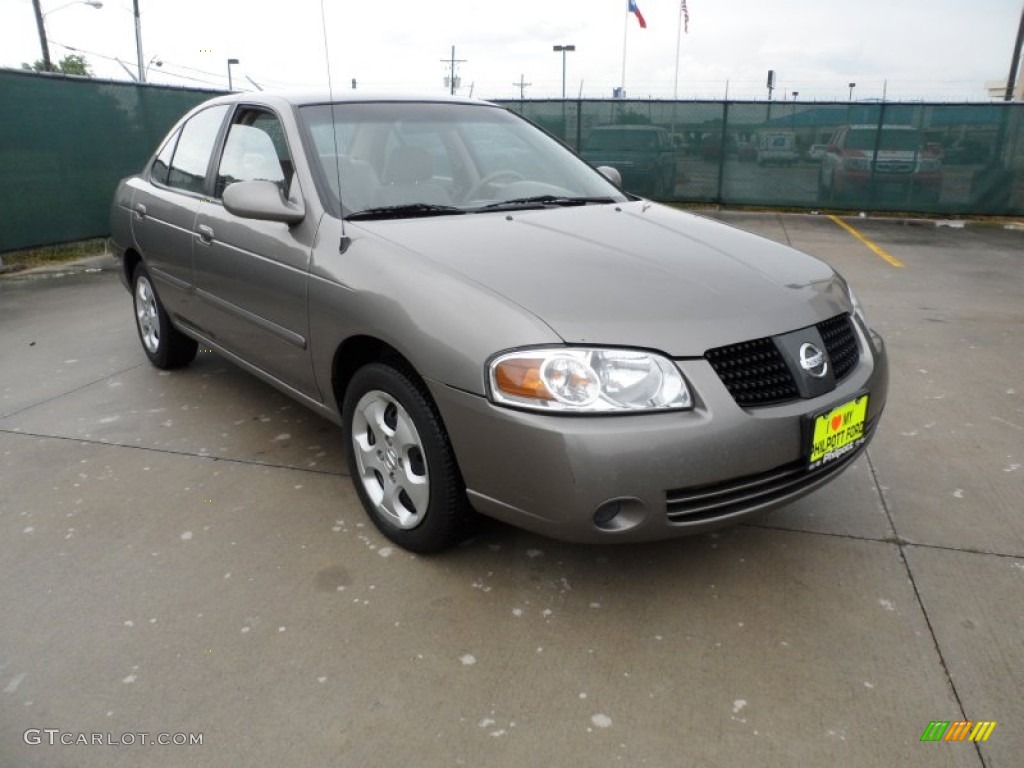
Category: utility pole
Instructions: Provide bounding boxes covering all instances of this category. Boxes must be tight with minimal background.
[440,45,466,95]
[31,0,52,72]
[1005,3,1024,101]
[513,74,531,99]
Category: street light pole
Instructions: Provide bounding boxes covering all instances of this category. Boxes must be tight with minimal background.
[848,82,856,101]
[552,44,575,99]
[227,58,239,91]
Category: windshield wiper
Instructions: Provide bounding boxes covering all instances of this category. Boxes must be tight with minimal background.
[477,195,616,211]
[346,203,466,221]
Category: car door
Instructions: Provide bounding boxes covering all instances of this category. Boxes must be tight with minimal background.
[191,106,318,398]
[130,104,229,325]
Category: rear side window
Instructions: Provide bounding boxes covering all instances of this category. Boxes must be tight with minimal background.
[166,105,229,194]
[150,131,179,185]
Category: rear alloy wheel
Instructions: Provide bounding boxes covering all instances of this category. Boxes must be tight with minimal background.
[132,264,197,369]
[343,363,472,553]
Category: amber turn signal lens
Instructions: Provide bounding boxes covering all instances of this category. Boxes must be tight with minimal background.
[493,358,552,400]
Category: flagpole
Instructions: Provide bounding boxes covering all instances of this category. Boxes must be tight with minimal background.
[621,7,629,97]
[673,7,682,99]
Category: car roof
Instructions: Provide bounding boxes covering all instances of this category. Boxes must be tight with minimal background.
[193,90,495,111]
[590,125,668,132]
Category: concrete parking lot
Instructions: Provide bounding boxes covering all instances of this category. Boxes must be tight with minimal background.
[1,212,1021,767]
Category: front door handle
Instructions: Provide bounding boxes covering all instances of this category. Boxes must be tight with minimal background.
[196,224,214,244]
[134,203,147,220]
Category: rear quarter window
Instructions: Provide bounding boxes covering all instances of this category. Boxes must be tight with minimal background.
[150,131,179,185]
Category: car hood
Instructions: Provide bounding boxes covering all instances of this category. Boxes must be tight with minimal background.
[354,202,850,357]
[581,148,659,166]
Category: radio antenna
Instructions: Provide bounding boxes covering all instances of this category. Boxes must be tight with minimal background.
[319,0,351,253]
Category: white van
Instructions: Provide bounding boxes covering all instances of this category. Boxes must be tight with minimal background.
[756,132,798,166]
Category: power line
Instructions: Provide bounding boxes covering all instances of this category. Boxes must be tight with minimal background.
[47,39,225,86]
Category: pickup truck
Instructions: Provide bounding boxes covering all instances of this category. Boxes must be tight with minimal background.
[581,125,677,197]
[818,125,942,205]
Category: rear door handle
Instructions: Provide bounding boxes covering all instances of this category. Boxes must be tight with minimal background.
[133,203,147,220]
[196,224,214,244]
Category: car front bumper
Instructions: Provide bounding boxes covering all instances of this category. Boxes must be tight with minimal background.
[431,326,888,544]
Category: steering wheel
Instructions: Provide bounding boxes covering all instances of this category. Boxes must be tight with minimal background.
[464,169,525,201]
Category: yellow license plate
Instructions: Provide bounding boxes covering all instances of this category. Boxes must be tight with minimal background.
[808,394,869,469]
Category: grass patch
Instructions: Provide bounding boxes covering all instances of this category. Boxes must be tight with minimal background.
[1,238,108,270]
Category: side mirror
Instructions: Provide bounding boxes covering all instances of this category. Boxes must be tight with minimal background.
[597,166,622,187]
[223,180,305,224]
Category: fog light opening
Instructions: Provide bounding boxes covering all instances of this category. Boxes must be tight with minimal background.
[592,497,648,532]
[593,501,621,528]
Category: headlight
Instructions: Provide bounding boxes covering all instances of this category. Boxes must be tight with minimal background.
[916,158,941,173]
[843,157,871,171]
[489,348,692,413]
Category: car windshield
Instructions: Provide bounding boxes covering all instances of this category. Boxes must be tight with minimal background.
[584,129,660,151]
[846,129,923,151]
[299,102,627,217]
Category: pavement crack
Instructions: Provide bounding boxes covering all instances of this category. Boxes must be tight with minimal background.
[776,213,794,246]
[0,427,348,478]
[865,448,987,767]
[0,363,147,420]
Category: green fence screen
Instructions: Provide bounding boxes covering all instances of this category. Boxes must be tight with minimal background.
[0,69,220,253]
[2,70,1022,253]
[499,98,1024,217]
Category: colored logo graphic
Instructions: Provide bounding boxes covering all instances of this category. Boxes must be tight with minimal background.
[920,721,997,742]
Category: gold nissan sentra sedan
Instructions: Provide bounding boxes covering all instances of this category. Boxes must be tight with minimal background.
[110,92,888,553]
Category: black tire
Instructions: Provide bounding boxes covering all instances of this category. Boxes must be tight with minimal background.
[132,263,198,369]
[342,362,473,553]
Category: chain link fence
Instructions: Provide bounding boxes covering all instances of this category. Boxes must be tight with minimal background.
[2,69,1022,253]
[499,99,1024,217]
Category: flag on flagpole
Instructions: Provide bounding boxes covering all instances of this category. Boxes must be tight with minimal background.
[681,0,689,33]
[628,0,647,28]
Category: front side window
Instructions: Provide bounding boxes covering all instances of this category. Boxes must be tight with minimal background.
[215,108,295,198]
[166,105,229,194]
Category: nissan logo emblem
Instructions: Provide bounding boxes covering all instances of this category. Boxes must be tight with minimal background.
[798,343,828,378]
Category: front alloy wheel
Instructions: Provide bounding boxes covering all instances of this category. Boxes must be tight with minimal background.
[343,363,473,553]
[350,390,430,531]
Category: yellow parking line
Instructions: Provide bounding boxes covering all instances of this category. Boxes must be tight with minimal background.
[828,215,906,268]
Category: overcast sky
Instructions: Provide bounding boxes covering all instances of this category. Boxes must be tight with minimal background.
[3,0,1022,101]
